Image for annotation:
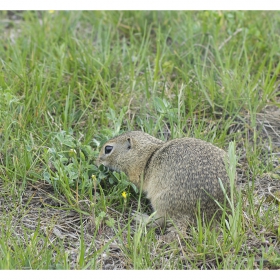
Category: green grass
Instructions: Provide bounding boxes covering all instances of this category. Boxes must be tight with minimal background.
[0,10,280,269]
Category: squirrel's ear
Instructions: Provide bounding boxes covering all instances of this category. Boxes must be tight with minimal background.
[127,138,132,149]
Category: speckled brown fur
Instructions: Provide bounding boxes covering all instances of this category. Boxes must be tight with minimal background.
[96,131,230,227]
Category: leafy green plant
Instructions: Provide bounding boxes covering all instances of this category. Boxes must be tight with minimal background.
[42,130,98,198]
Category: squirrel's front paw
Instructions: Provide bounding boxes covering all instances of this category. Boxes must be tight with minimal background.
[132,211,161,228]
[132,211,150,224]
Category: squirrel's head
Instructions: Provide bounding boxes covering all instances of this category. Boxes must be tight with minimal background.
[96,131,163,184]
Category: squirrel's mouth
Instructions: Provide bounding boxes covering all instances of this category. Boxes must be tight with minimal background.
[108,166,120,172]
[99,163,120,173]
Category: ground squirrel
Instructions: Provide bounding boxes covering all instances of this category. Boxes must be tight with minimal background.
[96,131,230,227]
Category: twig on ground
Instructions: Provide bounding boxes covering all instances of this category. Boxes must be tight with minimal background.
[218,28,243,51]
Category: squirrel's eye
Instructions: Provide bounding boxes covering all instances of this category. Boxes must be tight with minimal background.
[105,145,113,154]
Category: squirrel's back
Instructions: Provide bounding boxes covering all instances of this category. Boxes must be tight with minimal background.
[143,137,229,223]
